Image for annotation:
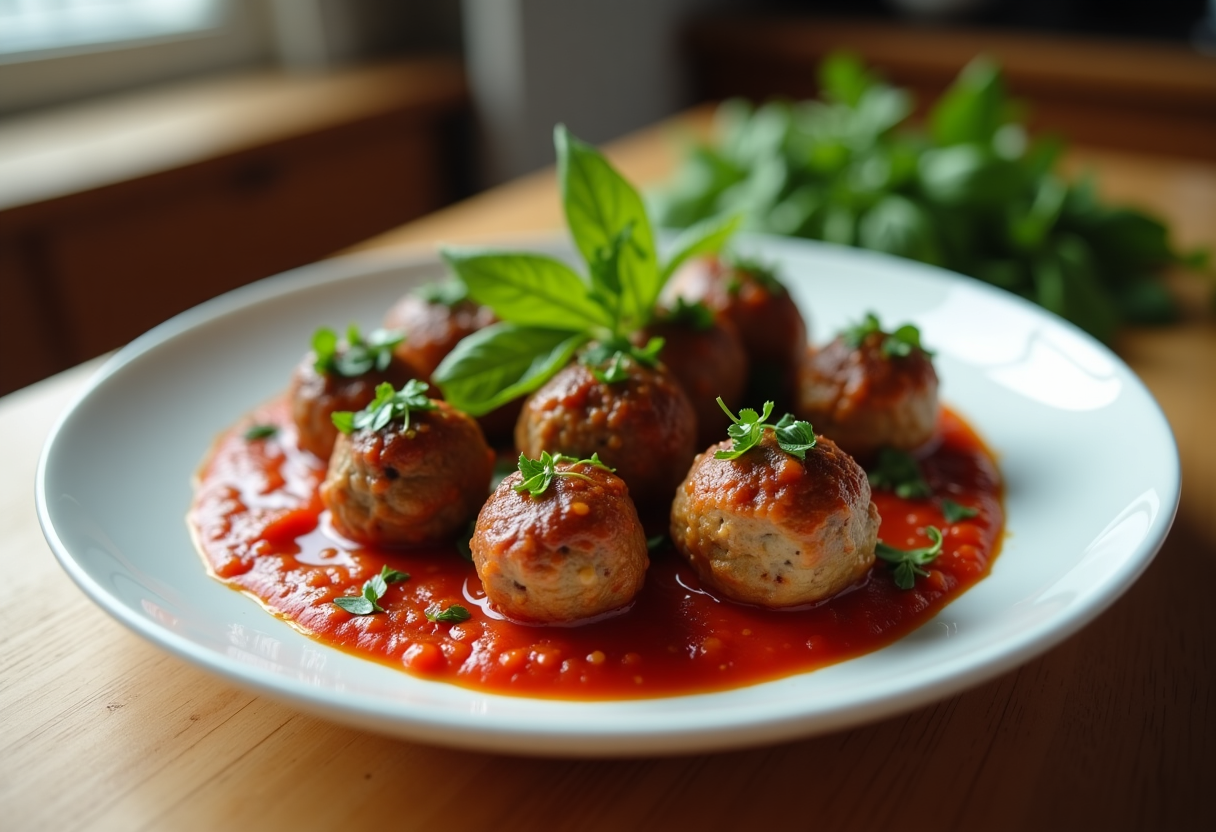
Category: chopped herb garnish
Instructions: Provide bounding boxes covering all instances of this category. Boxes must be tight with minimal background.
[867,447,932,498]
[714,398,817,461]
[841,312,932,359]
[415,279,469,307]
[941,498,979,523]
[876,526,944,589]
[724,253,786,295]
[244,424,278,441]
[659,297,715,330]
[331,380,436,435]
[514,450,614,497]
[646,534,669,552]
[425,603,471,624]
[312,324,405,377]
[580,337,665,384]
[333,565,410,615]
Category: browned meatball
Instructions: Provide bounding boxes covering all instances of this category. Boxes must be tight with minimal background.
[320,397,495,547]
[796,319,939,458]
[289,349,419,460]
[384,287,519,441]
[471,459,648,623]
[514,357,697,510]
[637,306,749,449]
[663,255,807,402]
[670,432,880,608]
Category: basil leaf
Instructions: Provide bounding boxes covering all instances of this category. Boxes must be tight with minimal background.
[244,424,278,441]
[442,248,610,331]
[425,604,471,624]
[660,213,742,282]
[433,323,588,417]
[556,124,661,329]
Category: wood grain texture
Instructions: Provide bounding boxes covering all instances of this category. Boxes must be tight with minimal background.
[3,110,1214,831]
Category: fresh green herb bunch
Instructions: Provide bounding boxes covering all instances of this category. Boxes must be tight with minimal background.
[313,324,404,377]
[330,380,436,435]
[842,312,932,359]
[714,398,817,461]
[432,125,742,416]
[513,450,615,497]
[652,53,1207,342]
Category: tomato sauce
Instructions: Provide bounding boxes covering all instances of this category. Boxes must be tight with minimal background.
[189,398,1003,700]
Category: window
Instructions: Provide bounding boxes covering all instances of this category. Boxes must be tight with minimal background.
[0,0,226,59]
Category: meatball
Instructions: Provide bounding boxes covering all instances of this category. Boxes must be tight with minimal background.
[384,290,496,378]
[320,396,495,547]
[471,458,648,623]
[384,287,519,441]
[663,255,807,403]
[514,356,697,510]
[289,346,419,460]
[670,432,880,608]
[796,319,939,457]
[637,307,748,449]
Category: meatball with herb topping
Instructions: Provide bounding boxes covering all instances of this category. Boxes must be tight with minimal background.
[471,452,648,624]
[514,347,697,510]
[320,381,495,547]
[289,325,419,459]
[663,254,807,404]
[670,400,880,608]
[384,281,519,441]
[796,313,939,457]
[635,299,749,449]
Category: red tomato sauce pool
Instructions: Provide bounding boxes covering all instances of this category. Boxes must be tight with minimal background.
[189,398,1003,700]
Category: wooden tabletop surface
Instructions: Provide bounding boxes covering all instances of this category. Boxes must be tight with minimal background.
[3,111,1214,831]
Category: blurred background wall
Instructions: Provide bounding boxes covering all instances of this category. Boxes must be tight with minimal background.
[1,0,1213,397]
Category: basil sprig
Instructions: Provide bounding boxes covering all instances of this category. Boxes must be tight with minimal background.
[331,380,436,435]
[433,126,741,416]
[714,398,817,461]
[333,565,410,615]
[876,527,944,590]
[313,325,404,377]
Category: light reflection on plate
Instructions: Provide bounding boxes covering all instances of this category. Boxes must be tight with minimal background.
[36,234,1178,756]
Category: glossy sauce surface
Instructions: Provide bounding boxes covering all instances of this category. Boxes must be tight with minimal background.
[190,398,1003,700]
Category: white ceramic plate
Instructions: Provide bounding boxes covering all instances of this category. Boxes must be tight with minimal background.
[36,234,1179,757]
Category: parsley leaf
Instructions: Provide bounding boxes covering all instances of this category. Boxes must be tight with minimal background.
[513,450,614,497]
[313,325,405,377]
[415,279,469,307]
[333,565,410,615]
[867,448,932,498]
[425,604,472,624]
[940,498,979,523]
[331,380,436,435]
[580,337,664,384]
[876,526,944,590]
[841,312,931,358]
[724,253,786,295]
[659,297,715,330]
[714,399,817,460]
[244,424,278,441]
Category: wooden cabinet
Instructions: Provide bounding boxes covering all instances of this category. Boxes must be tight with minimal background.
[0,58,467,396]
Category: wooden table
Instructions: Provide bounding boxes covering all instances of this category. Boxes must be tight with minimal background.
[3,113,1214,831]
